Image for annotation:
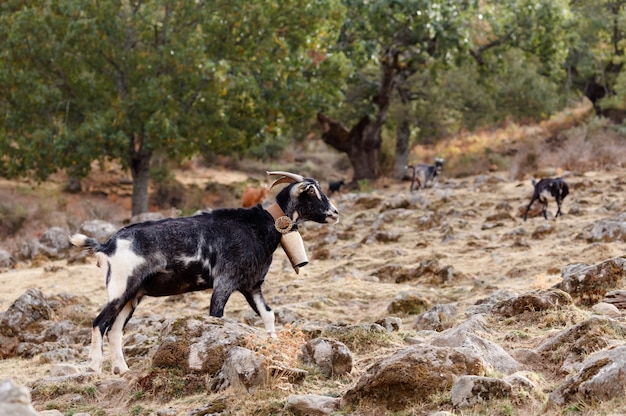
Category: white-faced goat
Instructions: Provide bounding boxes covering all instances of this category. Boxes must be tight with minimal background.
[523,177,569,221]
[406,157,444,192]
[69,171,339,374]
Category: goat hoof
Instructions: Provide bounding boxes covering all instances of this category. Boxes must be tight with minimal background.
[113,365,129,375]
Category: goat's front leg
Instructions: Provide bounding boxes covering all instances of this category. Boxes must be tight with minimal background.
[209,284,235,318]
[555,198,563,217]
[240,287,276,338]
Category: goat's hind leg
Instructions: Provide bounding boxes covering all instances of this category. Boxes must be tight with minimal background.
[89,300,123,373]
[523,197,537,221]
[89,295,138,374]
[108,297,140,374]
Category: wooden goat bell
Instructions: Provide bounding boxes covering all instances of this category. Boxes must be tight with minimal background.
[265,202,309,274]
[280,230,309,274]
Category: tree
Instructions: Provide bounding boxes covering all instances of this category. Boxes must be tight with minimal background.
[0,0,346,215]
[318,0,472,183]
[565,0,626,117]
[318,0,572,183]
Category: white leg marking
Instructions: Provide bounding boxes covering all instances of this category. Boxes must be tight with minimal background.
[109,300,134,374]
[106,239,145,301]
[88,327,103,373]
[253,292,276,338]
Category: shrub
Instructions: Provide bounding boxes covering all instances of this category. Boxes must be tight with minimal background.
[0,201,27,238]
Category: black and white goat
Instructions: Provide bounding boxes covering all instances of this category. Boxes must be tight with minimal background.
[69,171,339,374]
[406,157,444,192]
[523,177,569,221]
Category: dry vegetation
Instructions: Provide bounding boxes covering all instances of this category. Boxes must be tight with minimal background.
[3,104,626,415]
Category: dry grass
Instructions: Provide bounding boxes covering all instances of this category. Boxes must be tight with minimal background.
[5,104,626,415]
[411,98,607,180]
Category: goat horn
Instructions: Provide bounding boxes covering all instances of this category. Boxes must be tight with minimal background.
[266,171,305,190]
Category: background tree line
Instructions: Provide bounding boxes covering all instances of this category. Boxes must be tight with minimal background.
[1,0,624,215]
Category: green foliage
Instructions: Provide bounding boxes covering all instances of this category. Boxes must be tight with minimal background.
[0,0,346,210]
[0,201,27,238]
[567,0,626,106]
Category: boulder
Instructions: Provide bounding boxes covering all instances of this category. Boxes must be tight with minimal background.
[212,347,267,393]
[431,315,522,375]
[39,227,71,252]
[451,375,512,408]
[414,303,457,332]
[300,337,352,378]
[0,379,38,416]
[584,213,626,242]
[152,316,260,374]
[535,317,626,375]
[78,219,118,241]
[284,394,341,416]
[0,249,14,269]
[342,344,485,410]
[555,257,626,306]
[387,291,430,315]
[548,345,626,408]
[491,289,572,317]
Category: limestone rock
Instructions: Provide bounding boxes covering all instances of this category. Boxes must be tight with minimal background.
[548,345,626,408]
[343,344,485,410]
[555,257,626,306]
[451,375,512,409]
[152,316,260,374]
[491,289,572,317]
[431,315,522,375]
[284,394,341,416]
[300,337,352,378]
[0,379,39,416]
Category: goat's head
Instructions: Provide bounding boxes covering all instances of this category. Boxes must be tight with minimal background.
[267,171,339,225]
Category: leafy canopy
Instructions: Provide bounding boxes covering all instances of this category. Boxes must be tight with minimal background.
[0,0,346,180]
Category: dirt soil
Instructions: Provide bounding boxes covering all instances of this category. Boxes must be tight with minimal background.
[1,151,626,414]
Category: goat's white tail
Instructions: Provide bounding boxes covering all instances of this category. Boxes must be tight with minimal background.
[69,234,89,247]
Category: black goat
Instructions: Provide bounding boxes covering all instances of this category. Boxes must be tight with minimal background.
[407,157,444,192]
[328,179,345,196]
[69,171,338,374]
[523,177,569,221]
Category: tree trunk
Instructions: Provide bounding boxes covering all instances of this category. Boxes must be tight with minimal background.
[129,131,152,216]
[317,61,396,186]
[394,119,410,180]
[317,114,380,185]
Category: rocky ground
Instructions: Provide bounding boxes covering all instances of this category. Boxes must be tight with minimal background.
[2,150,626,415]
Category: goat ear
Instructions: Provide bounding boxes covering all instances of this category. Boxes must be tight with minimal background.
[295,183,322,199]
[295,183,308,195]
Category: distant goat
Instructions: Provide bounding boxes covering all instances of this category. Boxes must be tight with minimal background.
[69,171,338,374]
[328,179,345,196]
[407,157,444,192]
[242,185,269,207]
[523,177,569,221]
